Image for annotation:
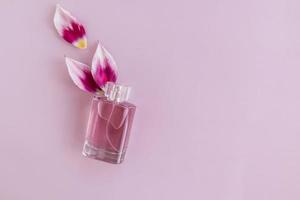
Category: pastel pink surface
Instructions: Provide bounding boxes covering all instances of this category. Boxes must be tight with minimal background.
[1,0,300,199]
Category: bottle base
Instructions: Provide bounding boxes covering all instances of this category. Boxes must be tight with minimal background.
[82,141,125,164]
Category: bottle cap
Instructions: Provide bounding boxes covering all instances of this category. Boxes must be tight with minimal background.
[104,82,131,102]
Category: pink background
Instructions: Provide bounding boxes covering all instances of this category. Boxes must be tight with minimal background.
[1,0,300,199]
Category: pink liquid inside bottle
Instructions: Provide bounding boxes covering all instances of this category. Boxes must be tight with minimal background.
[82,82,136,164]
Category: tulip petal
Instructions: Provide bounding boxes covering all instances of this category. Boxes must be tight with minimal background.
[91,43,118,89]
[54,4,87,49]
[65,57,99,93]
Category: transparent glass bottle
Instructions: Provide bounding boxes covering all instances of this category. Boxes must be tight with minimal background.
[82,82,136,164]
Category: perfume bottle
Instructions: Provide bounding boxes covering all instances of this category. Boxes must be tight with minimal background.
[82,82,136,164]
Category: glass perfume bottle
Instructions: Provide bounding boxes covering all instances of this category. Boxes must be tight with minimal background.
[82,82,136,164]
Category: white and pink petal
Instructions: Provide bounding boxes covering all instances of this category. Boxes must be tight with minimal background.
[54,4,87,49]
[91,43,118,89]
[65,57,99,93]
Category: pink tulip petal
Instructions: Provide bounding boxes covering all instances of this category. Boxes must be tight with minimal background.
[54,4,87,49]
[91,43,118,89]
[65,57,99,93]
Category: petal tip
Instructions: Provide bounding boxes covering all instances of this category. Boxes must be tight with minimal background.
[56,4,61,10]
[64,56,71,64]
[54,4,66,17]
[73,37,88,49]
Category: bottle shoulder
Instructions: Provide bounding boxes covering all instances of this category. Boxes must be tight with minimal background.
[93,96,136,109]
[120,101,136,109]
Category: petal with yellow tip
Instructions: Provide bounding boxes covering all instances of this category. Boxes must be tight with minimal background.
[54,4,87,49]
[74,37,87,49]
